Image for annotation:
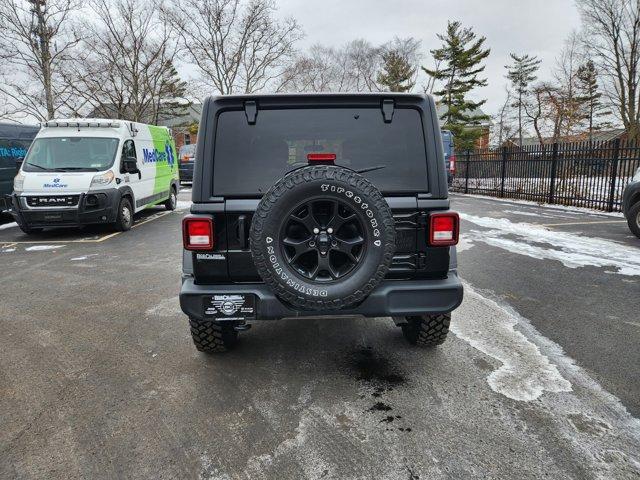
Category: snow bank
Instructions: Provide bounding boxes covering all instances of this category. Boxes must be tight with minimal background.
[460,213,640,276]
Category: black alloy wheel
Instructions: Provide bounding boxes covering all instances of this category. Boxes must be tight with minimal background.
[280,198,366,282]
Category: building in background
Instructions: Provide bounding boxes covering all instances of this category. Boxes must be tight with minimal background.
[435,104,491,149]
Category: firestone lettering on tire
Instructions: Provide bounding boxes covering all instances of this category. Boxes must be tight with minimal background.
[321,183,381,241]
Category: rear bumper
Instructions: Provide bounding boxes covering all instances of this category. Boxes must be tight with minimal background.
[179,166,194,182]
[180,273,464,321]
[9,189,120,228]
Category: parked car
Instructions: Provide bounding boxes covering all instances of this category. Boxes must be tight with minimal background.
[441,129,456,186]
[179,143,196,184]
[623,167,640,238]
[9,119,179,234]
[0,123,40,213]
[179,93,463,353]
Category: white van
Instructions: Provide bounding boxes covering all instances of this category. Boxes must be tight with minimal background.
[10,119,180,234]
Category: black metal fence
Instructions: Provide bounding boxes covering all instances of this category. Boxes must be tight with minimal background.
[450,139,640,212]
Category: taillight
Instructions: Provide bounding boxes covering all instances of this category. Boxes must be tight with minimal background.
[183,217,214,250]
[429,212,459,246]
[307,153,336,163]
[449,155,456,174]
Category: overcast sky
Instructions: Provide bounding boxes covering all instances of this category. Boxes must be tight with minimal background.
[276,0,582,114]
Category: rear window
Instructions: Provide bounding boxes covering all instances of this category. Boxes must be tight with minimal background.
[212,107,428,196]
[179,144,196,157]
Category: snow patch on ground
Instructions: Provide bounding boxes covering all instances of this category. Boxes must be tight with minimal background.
[176,200,192,211]
[454,193,624,218]
[70,254,99,261]
[502,209,543,217]
[456,236,475,253]
[1,247,16,253]
[0,222,17,230]
[460,213,640,276]
[146,296,181,317]
[451,285,572,401]
[25,244,64,251]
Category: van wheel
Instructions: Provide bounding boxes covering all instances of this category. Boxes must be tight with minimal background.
[401,313,451,347]
[165,187,177,211]
[627,201,640,239]
[18,224,43,235]
[189,318,238,353]
[114,197,133,231]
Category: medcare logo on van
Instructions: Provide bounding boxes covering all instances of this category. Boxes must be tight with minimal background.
[43,177,68,188]
[142,140,175,166]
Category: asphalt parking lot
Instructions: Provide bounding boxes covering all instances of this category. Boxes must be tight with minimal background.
[1,190,639,479]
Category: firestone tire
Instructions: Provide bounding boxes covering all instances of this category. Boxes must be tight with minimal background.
[189,318,238,353]
[401,313,451,347]
[250,165,396,311]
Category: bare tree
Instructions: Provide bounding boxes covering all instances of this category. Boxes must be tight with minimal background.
[422,59,441,94]
[0,0,81,121]
[552,32,585,137]
[577,0,640,141]
[492,86,513,146]
[523,84,550,145]
[65,0,187,123]
[167,0,302,95]
[280,40,381,93]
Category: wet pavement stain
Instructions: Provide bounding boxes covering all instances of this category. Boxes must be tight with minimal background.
[348,347,416,434]
[369,401,392,412]
[352,347,406,389]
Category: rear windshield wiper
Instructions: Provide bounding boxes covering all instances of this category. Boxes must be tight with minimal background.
[356,165,386,174]
[288,163,386,174]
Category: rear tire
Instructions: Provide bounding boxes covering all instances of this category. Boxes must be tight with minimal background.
[165,187,177,211]
[113,197,133,231]
[401,313,451,347]
[627,201,640,239]
[189,318,238,353]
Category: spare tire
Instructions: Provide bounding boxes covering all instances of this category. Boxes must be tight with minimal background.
[250,165,395,311]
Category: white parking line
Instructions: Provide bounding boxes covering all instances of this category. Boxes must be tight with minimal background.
[0,210,173,245]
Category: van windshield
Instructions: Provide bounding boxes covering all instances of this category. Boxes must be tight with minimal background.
[212,107,428,196]
[22,137,120,172]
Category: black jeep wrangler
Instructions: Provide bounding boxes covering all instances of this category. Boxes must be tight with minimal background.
[179,93,463,353]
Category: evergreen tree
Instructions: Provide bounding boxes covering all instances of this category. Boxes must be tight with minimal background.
[377,50,416,92]
[576,60,610,142]
[423,21,491,150]
[505,53,541,147]
[152,60,190,124]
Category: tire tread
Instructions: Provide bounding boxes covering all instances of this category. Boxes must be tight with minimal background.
[401,313,451,347]
[249,165,396,311]
[189,318,237,353]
